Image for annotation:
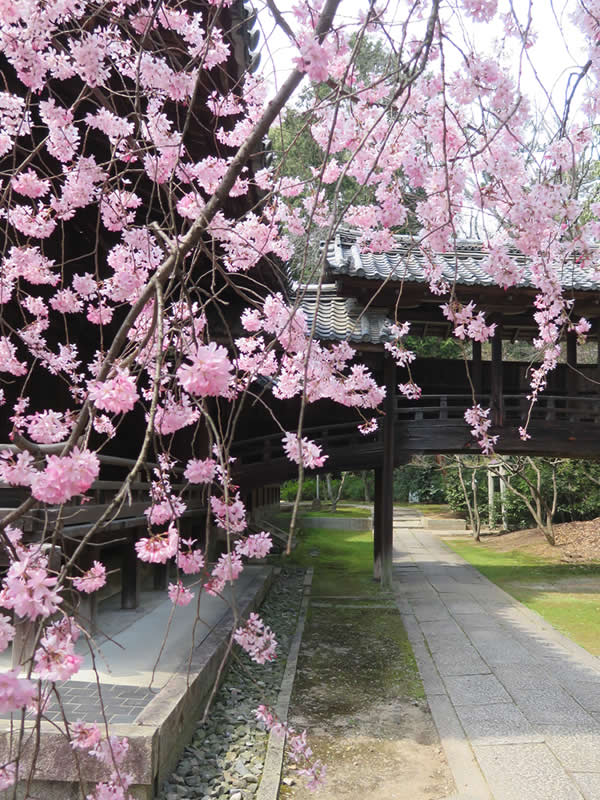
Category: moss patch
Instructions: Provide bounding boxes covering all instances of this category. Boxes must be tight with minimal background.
[286,525,380,596]
[284,521,424,707]
[279,521,452,800]
[301,506,373,518]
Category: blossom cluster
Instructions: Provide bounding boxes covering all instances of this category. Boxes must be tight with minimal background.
[234,613,277,664]
[464,405,499,455]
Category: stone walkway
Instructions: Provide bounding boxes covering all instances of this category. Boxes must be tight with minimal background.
[0,566,270,727]
[393,510,600,800]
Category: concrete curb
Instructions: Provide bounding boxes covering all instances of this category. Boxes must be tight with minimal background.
[256,568,313,800]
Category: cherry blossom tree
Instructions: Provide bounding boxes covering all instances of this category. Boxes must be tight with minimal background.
[0,0,598,795]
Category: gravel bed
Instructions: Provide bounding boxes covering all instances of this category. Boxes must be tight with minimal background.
[156,567,306,800]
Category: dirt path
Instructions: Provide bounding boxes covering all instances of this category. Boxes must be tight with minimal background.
[279,597,455,800]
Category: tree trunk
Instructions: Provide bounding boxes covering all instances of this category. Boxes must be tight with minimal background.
[543,515,556,546]
[362,471,370,503]
[325,472,347,512]
[455,457,479,541]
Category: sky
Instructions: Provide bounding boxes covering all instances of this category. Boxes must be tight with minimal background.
[254,0,590,126]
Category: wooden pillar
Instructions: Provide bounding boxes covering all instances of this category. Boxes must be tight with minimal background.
[373,468,383,580]
[490,327,503,426]
[596,324,600,384]
[472,340,482,396]
[122,534,140,609]
[152,563,167,592]
[381,357,396,590]
[567,329,578,398]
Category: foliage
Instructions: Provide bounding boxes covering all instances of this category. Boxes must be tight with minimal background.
[394,459,446,503]
[404,336,464,360]
[282,461,444,506]
[444,457,600,533]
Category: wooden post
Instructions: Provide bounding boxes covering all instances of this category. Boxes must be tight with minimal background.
[122,534,139,609]
[490,327,503,426]
[373,467,383,580]
[381,357,396,590]
[152,563,167,592]
[567,329,578,398]
[597,324,600,385]
[472,340,482,396]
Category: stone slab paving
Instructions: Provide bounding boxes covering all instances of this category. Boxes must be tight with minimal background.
[393,514,600,800]
[0,566,268,727]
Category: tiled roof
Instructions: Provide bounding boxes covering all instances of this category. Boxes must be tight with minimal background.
[326,230,600,292]
[296,286,392,344]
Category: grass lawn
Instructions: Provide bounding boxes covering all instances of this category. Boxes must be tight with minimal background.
[287,524,381,596]
[446,538,600,655]
[301,506,373,518]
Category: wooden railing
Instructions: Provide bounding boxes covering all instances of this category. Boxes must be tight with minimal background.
[233,421,373,467]
[396,394,600,425]
[234,392,600,469]
[0,454,207,630]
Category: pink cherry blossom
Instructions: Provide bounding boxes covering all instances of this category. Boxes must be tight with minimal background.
[176,343,233,398]
[34,617,83,682]
[26,410,72,444]
[0,450,36,487]
[176,541,205,575]
[210,494,246,533]
[282,433,328,469]
[73,561,106,593]
[235,532,272,559]
[358,418,378,435]
[168,580,194,606]
[464,405,499,455]
[100,190,141,232]
[205,551,244,596]
[71,721,101,751]
[135,525,178,564]
[88,369,138,414]
[0,762,16,791]
[11,169,50,198]
[0,670,36,713]
[184,458,217,484]
[234,613,277,663]
[0,616,15,653]
[30,448,99,504]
